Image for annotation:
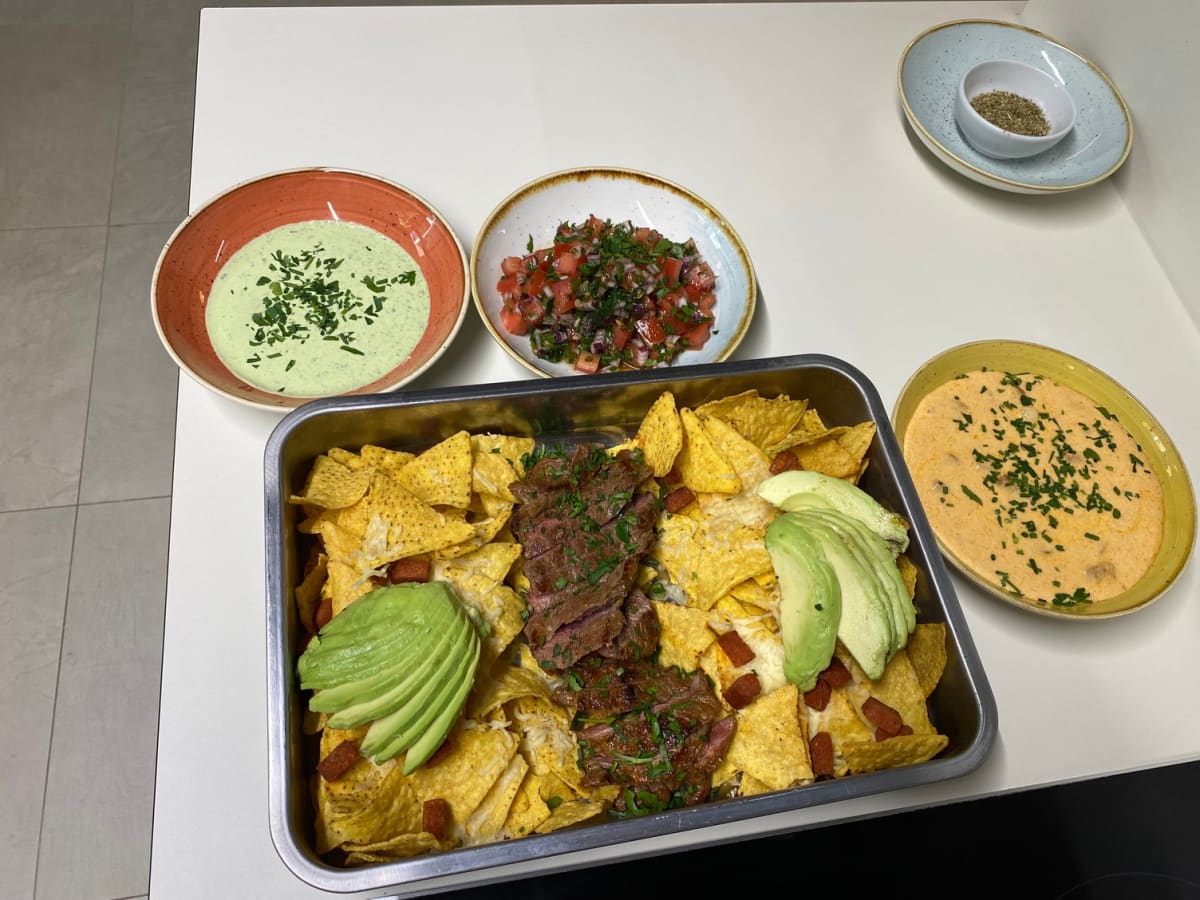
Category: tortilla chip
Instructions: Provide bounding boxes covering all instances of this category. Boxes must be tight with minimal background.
[535,791,616,833]
[471,434,534,502]
[463,752,529,845]
[508,696,582,794]
[654,600,715,671]
[836,421,877,467]
[906,622,948,698]
[654,514,773,611]
[342,831,440,864]
[897,554,920,599]
[407,725,519,843]
[397,431,473,509]
[737,773,776,798]
[467,659,555,720]
[295,551,327,634]
[694,390,808,450]
[336,473,475,563]
[290,455,373,509]
[729,577,779,613]
[788,431,862,480]
[327,447,366,471]
[314,732,423,853]
[634,391,684,477]
[359,444,415,477]
[325,559,377,617]
[725,684,812,790]
[676,408,741,494]
[502,770,553,839]
[843,647,936,735]
[806,687,874,777]
[842,733,950,773]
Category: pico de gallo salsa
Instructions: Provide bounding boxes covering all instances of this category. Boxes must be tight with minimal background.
[496,216,717,374]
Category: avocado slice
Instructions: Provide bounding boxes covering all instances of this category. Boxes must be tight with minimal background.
[757,470,910,556]
[792,513,894,680]
[765,514,842,692]
[360,624,480,761]
[400,642,481,774]
[795,506,915,649]
[325,608,472,729]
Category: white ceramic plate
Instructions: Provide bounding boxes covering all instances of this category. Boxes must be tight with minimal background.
[898,19,1133,194]
[470,167,757,377]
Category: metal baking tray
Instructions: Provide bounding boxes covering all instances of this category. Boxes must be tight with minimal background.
[264,354,998,895]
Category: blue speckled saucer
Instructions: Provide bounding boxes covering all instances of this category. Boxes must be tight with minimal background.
[898,19,1133,194]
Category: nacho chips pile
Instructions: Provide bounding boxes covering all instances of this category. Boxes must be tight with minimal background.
[292,390,950,864]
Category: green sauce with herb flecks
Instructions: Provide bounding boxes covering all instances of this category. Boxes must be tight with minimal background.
[205,220,430,396]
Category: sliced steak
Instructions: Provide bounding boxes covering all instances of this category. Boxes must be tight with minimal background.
[529,597,626,670]
[597,588,660,662]
[524,557,641,644]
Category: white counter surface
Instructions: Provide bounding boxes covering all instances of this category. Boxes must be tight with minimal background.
[152,3,1200,897]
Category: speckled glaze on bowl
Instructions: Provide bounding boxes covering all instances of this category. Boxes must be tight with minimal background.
[898,19,1133,194]
[153,168,470,411]
[470,167,757,377]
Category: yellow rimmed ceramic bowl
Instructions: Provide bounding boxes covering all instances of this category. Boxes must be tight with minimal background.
[893,340,1196,619]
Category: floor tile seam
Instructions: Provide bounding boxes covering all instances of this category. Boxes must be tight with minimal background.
[75,494,174,510]
[32,502,80,900]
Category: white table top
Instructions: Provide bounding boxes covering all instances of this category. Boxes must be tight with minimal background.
[152,3,1200,897]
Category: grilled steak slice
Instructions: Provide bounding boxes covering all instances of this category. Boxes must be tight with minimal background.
[528,597,626,670]
[559,661,735,810]
[522,491,659,591]
[524,557,641,646]
[597,588,660,662]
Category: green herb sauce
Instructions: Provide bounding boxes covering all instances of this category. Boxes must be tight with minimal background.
[205,220,430,396]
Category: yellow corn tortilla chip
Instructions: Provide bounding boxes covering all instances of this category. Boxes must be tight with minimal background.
[676,408,741,494]
[729,577,779,613]
[359,444,416,477]
[467,659,554,720]
[508,696,583,794]
[843,647,936,735]
[314,731,423,853]
[653,599,715,671]
[327,447,366,471]
[502,770,553,839]
[788,431,861,480]
[805,687,873,777]
[654,514,773,611]
[906,622,948,698]
[407,725,519,843]
[463,752,529,845]
[634,391,684,477]
[699,414,773,490]
[535,790,617,833]
[290,455,373,509]
[434,494,515,559]
[725,684,812,790]
[694,390,808,450]
[295,551,327,634]
[397,430,473,509]
[736,773,776,798]
[842,733,950,774]
[898,554,920,599]
[336,473,475,562]
[342,832,440,864]
[471,434,534,501]
[325,559,377,617]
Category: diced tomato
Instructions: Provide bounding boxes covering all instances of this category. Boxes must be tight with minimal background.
[500,256,523,276]
[573,351,601,374]
[496,275,521,305]
[500,306,529,335]
[612,323,631,350]
[586,215,605,237]
[696,291,716,314]
[525,267,547,300]
[518,297,546,326]
[686,261,716,292]
[635,316,667,345]
[549,278,575,314]
[663,257,683,287]
[633,226,654,244]
[552,242,582,276]
[683,321,712,349]
[662,289,685,309]
[661,312,690,337]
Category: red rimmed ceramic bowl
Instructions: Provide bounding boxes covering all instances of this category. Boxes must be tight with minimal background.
[153,168,470,411]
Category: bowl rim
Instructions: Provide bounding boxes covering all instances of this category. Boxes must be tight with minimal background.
[151,165,471,412]
[468,164,758,378]
[957,58,1078,145]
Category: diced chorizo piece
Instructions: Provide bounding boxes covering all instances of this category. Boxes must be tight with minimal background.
[314,595,334,632]
[819,656,852,690]
[387,556,432,584]
[722,672,762,710]
[862,697,905,737]
[809,731,834,777]
[423,798,449,841]
[769,449,802,475]
[875,724,915,742]
[317,740,361,782]
[663,485,697,514]
[716,630,756,667]
[803,677,832,711]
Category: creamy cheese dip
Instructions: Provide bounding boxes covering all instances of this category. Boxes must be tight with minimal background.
[904,369,1164,607]
[205,220,430,396]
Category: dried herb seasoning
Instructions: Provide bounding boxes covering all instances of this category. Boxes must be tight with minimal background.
[969,90,1051,137]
